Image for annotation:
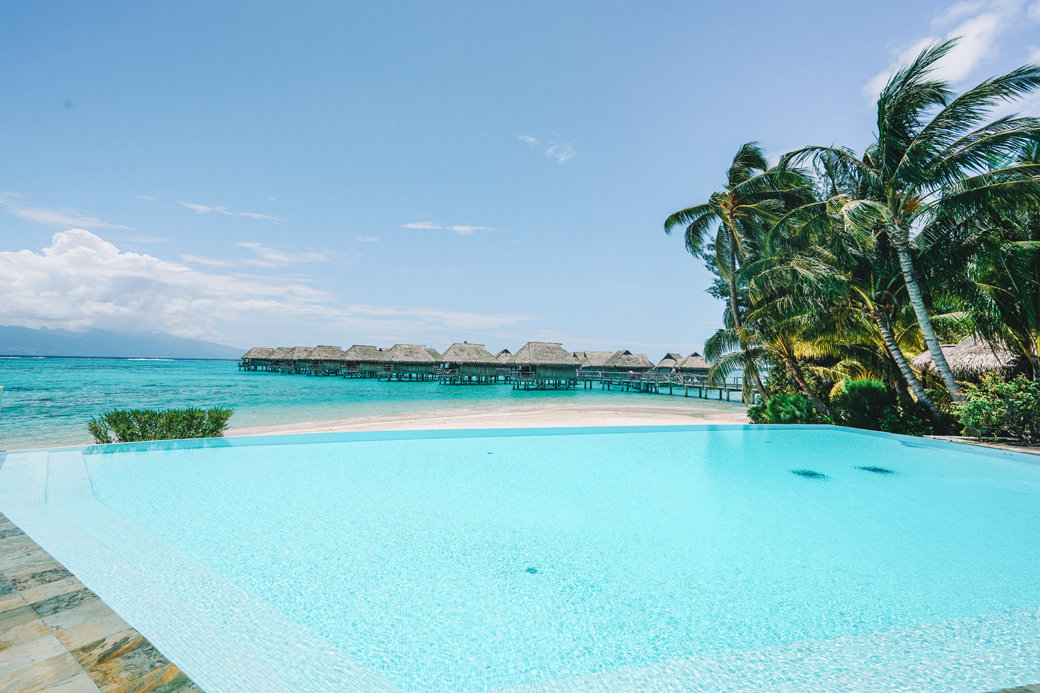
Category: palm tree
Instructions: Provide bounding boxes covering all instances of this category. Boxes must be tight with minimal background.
[784,39,1040,401]
[665,142,809,399]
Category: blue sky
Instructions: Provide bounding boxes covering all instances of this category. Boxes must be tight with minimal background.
[2,1,1039,355]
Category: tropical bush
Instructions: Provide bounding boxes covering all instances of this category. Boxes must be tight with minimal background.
[878,400,939,437]
[956,374,1040,444]
[749,394,831,424]
[88,407,233,444]
[830,379,895,431]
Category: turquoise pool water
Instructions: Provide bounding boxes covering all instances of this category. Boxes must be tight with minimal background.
[2,426,1039,691]
[0,357,742,450]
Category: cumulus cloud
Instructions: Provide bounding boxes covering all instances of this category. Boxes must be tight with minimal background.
[863,0,1038,97]
[0,230,536,344]
[401,221,497,236]
[0,193,130,230]
[179,201,283,222]
[518,134,538,145]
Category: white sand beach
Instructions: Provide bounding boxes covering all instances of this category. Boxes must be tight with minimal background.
[227,400,750,438]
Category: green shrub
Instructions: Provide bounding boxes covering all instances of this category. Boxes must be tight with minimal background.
[878,400,938,437]
[831,379,896,430]
[956,374,1040,445]
[752,394,831,424]
[88,407,233,444]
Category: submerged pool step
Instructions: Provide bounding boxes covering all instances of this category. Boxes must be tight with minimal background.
[5,449,401,693]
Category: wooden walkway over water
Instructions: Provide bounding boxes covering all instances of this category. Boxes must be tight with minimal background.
[577,370,747,402]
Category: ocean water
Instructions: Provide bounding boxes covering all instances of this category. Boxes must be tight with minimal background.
[4,426,1039,692]
[0,358,742,450]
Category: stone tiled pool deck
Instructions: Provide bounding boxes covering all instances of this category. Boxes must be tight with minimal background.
[0,512,200,693]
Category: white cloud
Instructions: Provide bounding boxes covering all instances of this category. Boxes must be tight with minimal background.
[0,230,537,344]
[0,193,130,230]
[179,201,282,222]
[136,194,158,201]
[356,235,380,243]
[401,221,497,236]
[518,134,538,145]
[544,140,576,164]
[863,0,1035,97]
[236,242,344,268]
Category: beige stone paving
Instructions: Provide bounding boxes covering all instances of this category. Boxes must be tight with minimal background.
[0,512,200,693]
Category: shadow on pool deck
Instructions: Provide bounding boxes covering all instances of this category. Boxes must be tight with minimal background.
[0,512,201,692]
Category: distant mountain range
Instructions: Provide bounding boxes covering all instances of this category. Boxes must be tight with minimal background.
[0,325,243,359]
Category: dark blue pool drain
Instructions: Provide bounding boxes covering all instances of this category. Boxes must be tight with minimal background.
[791,469,828,480]
[525,567,539,574]
[856,466,895,475]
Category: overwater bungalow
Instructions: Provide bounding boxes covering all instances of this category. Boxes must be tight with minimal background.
[655,353,684,372]
[239,347,273,371]
[511,342,580,389]
[342,345,385,378]
[383,344,439,381]
[425,346,442,363]
[677,352,710,375]
[440,342,499,384]
[267,346,293,371]
[911,336,1028,381]
[602,350,654,372]
[285,346,315,373]
[305,345,346,376]
[494,348,513,364]
[574,351,613,370]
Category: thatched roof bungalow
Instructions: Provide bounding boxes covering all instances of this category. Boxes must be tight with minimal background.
[384,343,439,380]
[239,347,273,370]
[575,351,613,369]
[512,342,580,387]
[494,348,513,364]
[342,345,385,376]
[678,352,710,373]
[425,346,442,362]
[603,350,653,372]
[441,342,499,382]
[911,336,1027,381]
[655,353,684,372]
[267,346,292,368]
[305,345,346,374]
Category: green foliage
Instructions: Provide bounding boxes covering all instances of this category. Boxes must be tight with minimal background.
[749,394,831,424]
[878,400,939,437]
[830,379,895,430]
[956,374,1040,444]
[88,407,233,444]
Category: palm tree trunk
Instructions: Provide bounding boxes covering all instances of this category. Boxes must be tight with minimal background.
[781,354,832,418]
[726,228,767,401]
[870,304,943,419]
[890,230,964,401]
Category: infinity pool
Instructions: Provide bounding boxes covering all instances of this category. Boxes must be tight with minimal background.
[2,426,1039,691]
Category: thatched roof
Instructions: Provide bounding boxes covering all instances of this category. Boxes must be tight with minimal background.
[309,345,345,361]
[425,346,442,361]
[495,348,513,364]
[656,352,684,369]
[441,342,498,365]
[343,345,384,363]
[385,344,438,363]
[678,352,709,371]
[604,350,653,370]
[268,346,292,360]
[287,346,314,361]
[512,342,580,366]
[241,347,273,359]
[575,351,614,368]
[911,336,1026,380]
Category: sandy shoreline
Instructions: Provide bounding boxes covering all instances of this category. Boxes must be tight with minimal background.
[226,400,750,438]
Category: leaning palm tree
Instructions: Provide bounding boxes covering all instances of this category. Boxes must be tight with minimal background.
[665,142,809,399]
[784,39,1040,401]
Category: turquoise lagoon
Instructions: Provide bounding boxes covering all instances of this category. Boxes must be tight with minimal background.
[0,357,742,450]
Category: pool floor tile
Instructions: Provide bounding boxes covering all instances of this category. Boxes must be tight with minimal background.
[0,512,201,693]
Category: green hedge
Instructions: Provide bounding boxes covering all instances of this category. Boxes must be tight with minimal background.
[88,407,233,444]
[957,374,1040,445]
